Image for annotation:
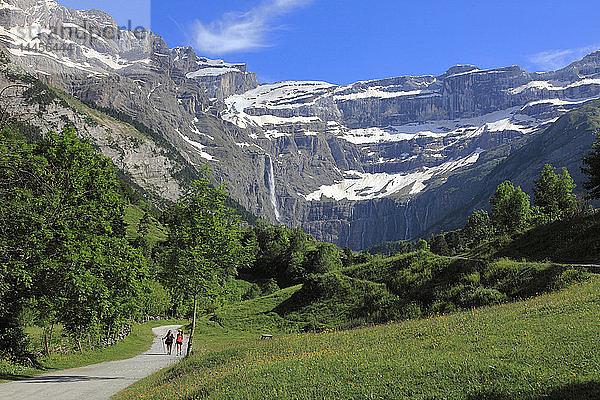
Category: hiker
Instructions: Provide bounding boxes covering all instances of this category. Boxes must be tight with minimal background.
[175,329,184,356]
[164,329,174,355]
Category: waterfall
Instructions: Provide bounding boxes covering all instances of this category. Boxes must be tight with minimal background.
[404,200,411,239]
[265,155,281,222]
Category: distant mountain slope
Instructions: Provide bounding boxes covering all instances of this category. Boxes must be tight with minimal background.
[3,0,600,248]
[0,52,257,223]
[409,99,600,238]
[0,52,190,205]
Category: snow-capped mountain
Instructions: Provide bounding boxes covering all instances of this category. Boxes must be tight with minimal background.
[2,0,600,249]
[220,68,600,204]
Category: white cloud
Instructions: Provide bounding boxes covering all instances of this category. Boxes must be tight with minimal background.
[528,45,600,71]
[191,0,312,55]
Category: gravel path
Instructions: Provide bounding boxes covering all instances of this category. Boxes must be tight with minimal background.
[0,324,183,400]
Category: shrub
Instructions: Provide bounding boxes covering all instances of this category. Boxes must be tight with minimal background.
[261,279,280,296]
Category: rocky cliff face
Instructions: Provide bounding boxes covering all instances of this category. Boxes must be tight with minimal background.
[3,0,600,249]
[0,55,188,204]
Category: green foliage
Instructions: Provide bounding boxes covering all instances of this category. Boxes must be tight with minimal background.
[244,221,343,286]
[218,279,262,304]
[159,169,256,305]
[416,238,430,252]
[533,164,577,222]
[260,279,280,296]
[1,319,186,382]
[486,210,600,263]
[362,240,412,256]
[430,230,469,256]
[482,259,585,298]
[116,277,600,400]
[272,251,584,330]
[139,280,171,317]
[582,131,600,199]
[429,233,451,255]
[340,247,354,267]
[463,209,494,247]
[123,205,167,261]
[0,126,150,355]
[490,181,531,235]
[209,285,302,334]
[302,243,342,277]
[21,79,67,109]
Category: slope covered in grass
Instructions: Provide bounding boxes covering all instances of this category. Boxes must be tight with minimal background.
[273,252,587,330]
[487,211,600,263]
[115,277,600,400]
[123,204,168,243]
[210,285,303,334]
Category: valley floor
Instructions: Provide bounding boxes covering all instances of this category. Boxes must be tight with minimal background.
[114,278,600,400]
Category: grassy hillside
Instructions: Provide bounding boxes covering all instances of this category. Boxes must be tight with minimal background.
[273,252,587,330]
[210,285,303,334]
[476,211,600,263]
[115,277,600,400]
[123,204,168,243]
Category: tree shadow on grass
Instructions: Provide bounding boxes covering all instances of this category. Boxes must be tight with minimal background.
[467,381,600,400]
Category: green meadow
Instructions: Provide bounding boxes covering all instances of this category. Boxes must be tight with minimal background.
[114,276,600,400]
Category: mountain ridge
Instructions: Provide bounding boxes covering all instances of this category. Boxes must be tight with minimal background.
[2,0,600,249]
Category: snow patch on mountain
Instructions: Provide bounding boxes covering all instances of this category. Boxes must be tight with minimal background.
[509,78,600,94]
[186,67,241,78]
[176,130,215,161]
[303,150,482,201]
[185,58,249,78]
[334,87,439,101]
[340,109,536,144]
[222,81,335,128]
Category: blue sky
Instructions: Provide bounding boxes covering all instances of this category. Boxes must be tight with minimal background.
[61,0,600,85]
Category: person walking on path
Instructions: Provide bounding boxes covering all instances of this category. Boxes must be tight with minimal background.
[175,329,184,356]
[164,329,174,355]
[0,324,182,400]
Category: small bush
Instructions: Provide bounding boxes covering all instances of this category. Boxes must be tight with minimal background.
[261,279,280,296]
[242,284,262,300]
[554,268,588,289]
